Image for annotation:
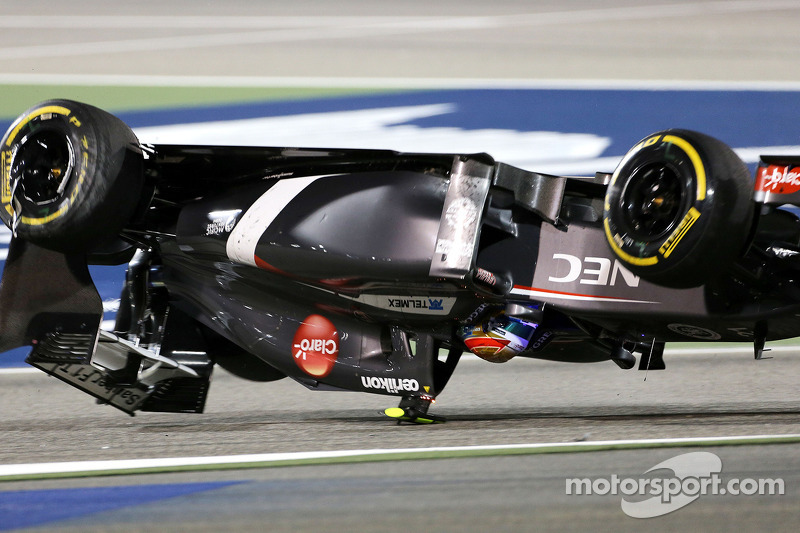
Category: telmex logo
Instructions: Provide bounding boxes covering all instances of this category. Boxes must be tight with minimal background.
[342,293,456,314]
[387,298,444,311]
[548,253,640,287]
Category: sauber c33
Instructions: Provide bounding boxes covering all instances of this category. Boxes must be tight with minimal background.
[0,99,795,423]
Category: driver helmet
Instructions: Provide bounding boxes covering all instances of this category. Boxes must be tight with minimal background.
[458,311,538,363]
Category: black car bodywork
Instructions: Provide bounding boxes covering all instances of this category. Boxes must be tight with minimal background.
[0,100,797,422]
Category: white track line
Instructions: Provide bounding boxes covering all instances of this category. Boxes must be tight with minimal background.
[0,368,39,375]
[0,2,797,60]
[4,74,800,92]
[0,2,796,30]
[2,434,799,479]
[0,16,456,29]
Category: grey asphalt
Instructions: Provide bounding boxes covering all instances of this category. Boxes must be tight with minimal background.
[3,444,799,532]
[2,352,799,465]
[2,0,800,82]
[2,1,800,531]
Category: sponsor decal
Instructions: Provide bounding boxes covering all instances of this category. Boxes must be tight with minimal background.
[1,149,10,203]
[387,297,444,311]
[463,302,493,324]
[360,376,420,394]
[444,197,479,229]
[428,299,445,311]
[659,207,700,259]
[51,363,144,407]
[434,237,474,259]
[756,164,800,194]
[205,209,241,236]
[292,314,339,378]
[528,330,554,351]
[667,323,721,340]
[342,294,457,315]
[473,267,497,287]
[548,253,640,287]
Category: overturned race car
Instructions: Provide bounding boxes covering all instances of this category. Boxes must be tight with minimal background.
[0,99,795,423]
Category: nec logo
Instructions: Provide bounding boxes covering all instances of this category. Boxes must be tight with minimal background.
[547,253,640,287]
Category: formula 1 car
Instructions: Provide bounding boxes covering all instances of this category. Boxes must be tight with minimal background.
[0,99,796,423]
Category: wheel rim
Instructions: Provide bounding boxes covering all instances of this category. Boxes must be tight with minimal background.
[619,162,688,241]
[10,128,74,206]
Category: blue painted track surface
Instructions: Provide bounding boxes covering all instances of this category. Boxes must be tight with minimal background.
[104,88,800,155]
[0,481,242,530]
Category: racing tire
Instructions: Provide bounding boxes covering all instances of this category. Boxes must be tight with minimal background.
[0,99,143,253]
[602,130,753,288]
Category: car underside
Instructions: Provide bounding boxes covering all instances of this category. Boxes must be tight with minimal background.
[1,100,799,422]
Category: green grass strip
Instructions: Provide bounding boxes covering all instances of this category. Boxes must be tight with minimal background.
[0,85,400,120]
[2,434,799,483]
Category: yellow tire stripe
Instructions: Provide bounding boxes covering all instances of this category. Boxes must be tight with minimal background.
[2,105,75,226]
[604,133,707,269]
[659,206,700,259]
[5,105,72,147]
[21,206,70,226]
[1,149,10,203]
[662,134,706,201]
[3,200,71,226]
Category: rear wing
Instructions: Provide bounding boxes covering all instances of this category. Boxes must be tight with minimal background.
[754,155,800,204]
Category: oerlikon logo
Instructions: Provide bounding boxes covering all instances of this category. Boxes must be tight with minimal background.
[292,314,339,378]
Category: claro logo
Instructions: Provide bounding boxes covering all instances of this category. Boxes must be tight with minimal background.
[292,314,339,378]
[548,253,640,287]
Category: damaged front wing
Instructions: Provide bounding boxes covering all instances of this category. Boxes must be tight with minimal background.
[0,238,212,414]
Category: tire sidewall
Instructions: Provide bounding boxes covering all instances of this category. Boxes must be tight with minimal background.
[2,104,87,233]
[1,100,142,252]
[603,130,752,287]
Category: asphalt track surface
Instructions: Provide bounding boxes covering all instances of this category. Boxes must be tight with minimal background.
[2,353,799,531]
[2,1,800,531]
[1,350,800,464]
[3,0,800,82]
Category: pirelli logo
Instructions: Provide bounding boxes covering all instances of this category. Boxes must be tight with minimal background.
[1,149,10,203]
[659,207,700,258]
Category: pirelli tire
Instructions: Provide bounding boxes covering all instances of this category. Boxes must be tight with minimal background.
[602,129,753,288]
[0,99,143,253]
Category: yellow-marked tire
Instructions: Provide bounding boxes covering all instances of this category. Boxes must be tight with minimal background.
[602,130,752,288]
[0,99,143,253]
